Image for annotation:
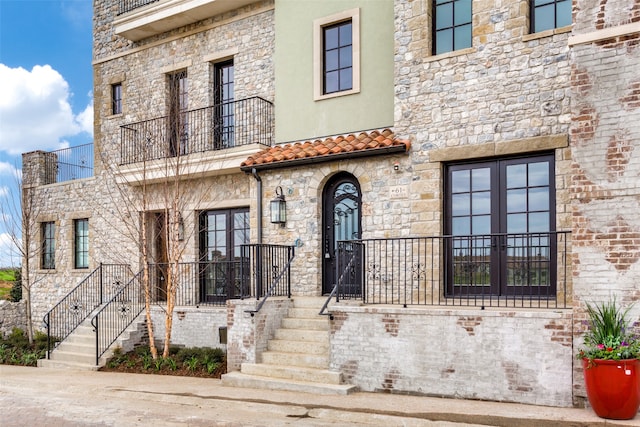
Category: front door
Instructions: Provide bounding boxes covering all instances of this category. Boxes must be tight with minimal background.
[322,173,361,294]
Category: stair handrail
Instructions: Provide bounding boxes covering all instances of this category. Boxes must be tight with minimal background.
[42,263,132,359]
[318,243,361,317]
[245,245,295,316]
[91,269,145,365]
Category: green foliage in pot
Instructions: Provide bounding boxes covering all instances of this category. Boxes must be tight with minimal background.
[577,298,640,363]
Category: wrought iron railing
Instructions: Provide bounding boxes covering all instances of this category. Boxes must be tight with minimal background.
[43,264,132,358]
[40,143,94,185]
[241,244,295,315]
[91,270,145,365]
[118,0,159,15]
[334,231,571,309]
[120,97,273,165]
[146,261,249,307]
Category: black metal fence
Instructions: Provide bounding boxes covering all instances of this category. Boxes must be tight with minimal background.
[120,97,274,165]
[118,0,159,15]
[41,143,94,184]
[335,231,571,309]
[43,264,132,358]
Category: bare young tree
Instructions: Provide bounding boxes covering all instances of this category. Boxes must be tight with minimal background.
[0,162,42,343]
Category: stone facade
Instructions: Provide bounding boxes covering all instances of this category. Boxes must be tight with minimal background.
[0,300,27,338]
[21,0,640,409]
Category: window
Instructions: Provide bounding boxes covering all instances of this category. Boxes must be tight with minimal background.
[213,60,234,148]
[111,83,122,115]
[445,155,556,297]
[313,8,360,100]
[198,208,249,303]
[41,222,55,270]
[323,20,352,94]
[531,0,571,33]
[74,219,89,269]
[433,0,472,55]
[168,70,188,156]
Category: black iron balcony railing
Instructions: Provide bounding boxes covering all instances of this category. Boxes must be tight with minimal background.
[39,143,94,185]
[120,97,273,165]
[118,0,159,15]
[334,231,571,309]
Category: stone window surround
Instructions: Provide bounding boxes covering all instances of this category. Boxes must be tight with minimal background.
[424,26,571,64]
[107,73,126,118]
[429,134,568,163]
[313,8,361,101]
[41,221,56,270]
[71,216,91,271]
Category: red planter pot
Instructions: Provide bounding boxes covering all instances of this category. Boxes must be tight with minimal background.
[582,358,640,420]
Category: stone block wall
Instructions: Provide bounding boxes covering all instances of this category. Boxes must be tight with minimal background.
[0,300,26,337]
[329,304,574,407]
[93,1,275,170]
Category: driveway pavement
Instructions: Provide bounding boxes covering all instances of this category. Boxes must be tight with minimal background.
[1,365,638,426]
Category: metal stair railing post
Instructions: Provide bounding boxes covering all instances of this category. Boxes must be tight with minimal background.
[244,244,295,316]
[319,240,363,317]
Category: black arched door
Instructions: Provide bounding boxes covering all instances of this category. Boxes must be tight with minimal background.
[322,173,362,294]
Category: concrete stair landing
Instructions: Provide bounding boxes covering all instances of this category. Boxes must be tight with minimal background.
[222,297,357,395]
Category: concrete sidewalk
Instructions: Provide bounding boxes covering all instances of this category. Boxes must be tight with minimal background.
[1,365,638,426]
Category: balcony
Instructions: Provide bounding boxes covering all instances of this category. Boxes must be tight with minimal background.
[115,0,259,41]
[118,97,273,184]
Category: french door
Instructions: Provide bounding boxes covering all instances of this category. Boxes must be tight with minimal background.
[445,154,556,297]
[199,208,249,303]
[213,60,234,149]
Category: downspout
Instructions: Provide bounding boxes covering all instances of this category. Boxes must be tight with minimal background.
[251,168,262,244]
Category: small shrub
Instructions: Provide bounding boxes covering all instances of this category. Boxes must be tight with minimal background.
[165,357,177,371]
[184,355,199,371]
[142,354,152,370]
[206,361,220,375]
[154,357,163,371]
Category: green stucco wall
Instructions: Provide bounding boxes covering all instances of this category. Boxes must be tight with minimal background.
[274,0,394,143]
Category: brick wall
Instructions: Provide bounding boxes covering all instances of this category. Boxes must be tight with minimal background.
[329,304,574,407]
[570,0,640,405]
[226,297,291,371]
[150,306,227,349]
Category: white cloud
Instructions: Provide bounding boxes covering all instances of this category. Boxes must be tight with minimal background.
[0,232,20,267]
[0,186,7,198]
[0,161,20,179]
[0,64,92,155]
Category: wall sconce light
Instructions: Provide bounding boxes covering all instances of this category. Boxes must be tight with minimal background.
[393,161,400,171]
[270,186,287,226]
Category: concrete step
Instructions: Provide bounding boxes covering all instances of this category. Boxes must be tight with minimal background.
[291,297,327,309]
[221,372,357,395]
[287,307,322,319]
[37,359,100,371]
[281,318,329,331]
[50,350,95,364]
[267,339,328,354]
[273,328,328,342]
[240,363,342,384]
[261,351,328,369]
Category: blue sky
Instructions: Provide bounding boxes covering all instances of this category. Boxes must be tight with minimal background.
[0,0,93,266]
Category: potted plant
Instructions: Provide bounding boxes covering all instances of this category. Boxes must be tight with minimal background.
[577,298,640,420]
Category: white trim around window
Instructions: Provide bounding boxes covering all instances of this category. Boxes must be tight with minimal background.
[313,8,360,101]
